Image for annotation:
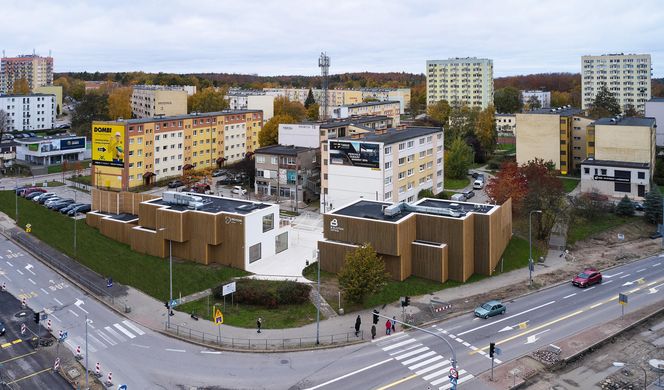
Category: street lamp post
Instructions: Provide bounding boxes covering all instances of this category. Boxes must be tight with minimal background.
[315,249,320,345]
[66,189,78,257]
[158,227,173,328]
[529,210,542,286]
[15,177,19,225]
[613,362,647,389]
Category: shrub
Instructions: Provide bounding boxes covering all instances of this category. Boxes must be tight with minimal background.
[276,280,311,305]
[216,279,310,309]
[615,195,635,216]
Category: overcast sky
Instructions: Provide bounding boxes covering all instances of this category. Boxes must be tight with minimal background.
[2,0,663,77]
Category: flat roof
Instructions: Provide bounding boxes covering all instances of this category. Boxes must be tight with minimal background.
[527,107,583,116]
[332,198,495,222]
[14,133,84,143]
[254,144,315,156]
[97,110,262,125]
[318,115,390,129]
[0,93,55,98]
[345,100,400,109]
[647,97,664,103]
[581,159,650,169]
[594,117,656,127]
[336,126,442,145]
[92,211,139,222]
[148,192,272,214]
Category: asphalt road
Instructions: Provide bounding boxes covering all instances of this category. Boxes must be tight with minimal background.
[1,232,663,389]
[0,291,71,389]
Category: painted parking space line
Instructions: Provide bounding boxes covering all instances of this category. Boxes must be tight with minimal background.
[53,298,63,305]
[0,351,37,364]
[68,309,79,317]
[28,278,36,285]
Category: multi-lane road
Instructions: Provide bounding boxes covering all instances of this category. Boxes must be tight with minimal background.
[1,231,663,389]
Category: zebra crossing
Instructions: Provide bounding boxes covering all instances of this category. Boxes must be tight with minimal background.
[65,320,145,353]
[374,333,474,389]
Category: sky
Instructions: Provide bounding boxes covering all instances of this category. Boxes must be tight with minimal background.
[2,0,663,77]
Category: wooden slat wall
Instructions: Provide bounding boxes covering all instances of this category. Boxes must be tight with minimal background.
[155,209,185,242]
[130,228,166,258]
[415,215,474,282]
[490,198,513,271]
[99,219,135,245]
[382,254,404,280]
[85,213,103,229]
[317,240,359,274]
[397,215,417,280]
[473,213,491,275]
[323,214,400,256]
[138,203,158,229]
[411,242,447,282]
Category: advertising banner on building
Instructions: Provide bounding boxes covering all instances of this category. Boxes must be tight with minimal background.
[60,137,85,151]
[92,123,125,167]
[329,141,380,168]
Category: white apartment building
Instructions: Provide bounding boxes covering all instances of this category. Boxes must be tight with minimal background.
[521,90,551,108]
[324,101,401,126]
[263,87,411,113]
[645,98,664,146]
[131,85,189,118]
[153,129,184,177]
[581,53,652,113]
[426,58,494,109]
[322,127,444,212]
[225,90,275,122]
[223,121,248,162]
[495,113,516,135]
[0,94,55,131]
[1,54,53,93]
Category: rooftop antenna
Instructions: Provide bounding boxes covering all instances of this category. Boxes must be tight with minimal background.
[318,52,330,120]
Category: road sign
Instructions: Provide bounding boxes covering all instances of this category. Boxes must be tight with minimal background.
[20,323,26,335]
[59,330,68,341]
[107,277,113,288]
[618,233,625,241]
[118,385,128,390]
[25,223,31,233]
[214,308,224,325]
[169,299,178,308]
[619,293,628,305]
[495,347,502,355]
[449,376,458,385]
[449,367,458,379]
[222,281,236,296]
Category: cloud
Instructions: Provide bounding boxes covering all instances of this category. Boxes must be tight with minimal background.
[1,0,662,77]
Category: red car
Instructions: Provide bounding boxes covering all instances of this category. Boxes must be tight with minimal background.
[22,187,47,197]
[572,268,602,288]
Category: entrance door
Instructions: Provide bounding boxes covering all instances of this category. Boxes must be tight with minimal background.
[638,185,645,197]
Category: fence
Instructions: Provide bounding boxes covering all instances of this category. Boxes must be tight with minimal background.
[165,322,364,351]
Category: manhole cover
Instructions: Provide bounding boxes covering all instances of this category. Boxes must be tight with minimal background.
[280,359,289,365]
[15,310,30,318]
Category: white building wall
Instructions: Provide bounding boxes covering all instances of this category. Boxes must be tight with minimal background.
[521,90,551,108]
[247,95,274,122]
[223,122,247,162]
[242,204,283,268]
[426,58,494,108]
[645,100,664,146]
[278,124,320,148]
[153,130,183,179]
[0,94,55,131]
[580,163,650,199]
[326,163,384,212]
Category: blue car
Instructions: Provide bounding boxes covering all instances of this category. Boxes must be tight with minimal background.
[474,300,506,319]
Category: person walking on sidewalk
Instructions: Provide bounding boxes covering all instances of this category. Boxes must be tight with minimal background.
[256,317,262,333]
[371,325,376,340]
[391,316,396,333]
[354,315,361,337]
[385,319,392,335]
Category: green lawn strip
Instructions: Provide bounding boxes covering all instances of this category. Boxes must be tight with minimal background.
[444,177,470,190]
[567,213,634,245]
[176,298,318,329]
[35,181,65,187]
[494,235,545,273]
[69,175,92,186]
[47,165,63,174]
[496,144,516,154]
[0,191,246,301]
[560,177,580,193]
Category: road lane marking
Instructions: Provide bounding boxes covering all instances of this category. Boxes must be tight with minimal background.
[122,320,145,335]
[440,374,473,389]
[40,288,49,295]
[394,347,429,360]
[50,313,61,322]
[113,323,136,339]
[423,365,450,380]
[619,274,631,279]
[87,334,106,349]
[28,278,36,285]
[605,272,623,278]
[408,355,443,370]
[131,343,150,349]
[376,333,408,345]
[456,300,556,336]
[382,338,416,351]
[95,330,117,346]
[304,358,393,390]
[104,326,126,342]
[1,351,37,364]
[200,350,222,354]
[25,264,35,275]
[563,293,577,299]
[432,369,467,386]
[401,351,437,366]
[636,268,646,273]
[16,269,23,275]
[6,367,52,385]
[472,310,584,354]
[415,359,450,375]
[375,374,418,390]
[5,261,13,267]
[388,343,422,356]
[165,348,186,352]
[68,309,79,317]
[590,302,604,309]
[53,298,63,305]
[604,280,614,285]
[653,262,661,267]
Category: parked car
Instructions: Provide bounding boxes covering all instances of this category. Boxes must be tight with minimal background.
[633,201,644,211]
[219,176,241,185]
[650,231,663,239]
[463,190,475,200]
[474,300,506,319]
[43,197,62,207]
[0,320,5,336]
[68,204,91,216]
[451,193,466,201]
[22,188,47,197]
[60,203,84,214]
[232,186,247,195]
[473,179,485,190]
[212,169,225,177]
[15,186,33,196]
[50,199,75,211]
[38,194,58,204]
[572,267,602,288]
[168,180,184,188]
[25,191,45,200]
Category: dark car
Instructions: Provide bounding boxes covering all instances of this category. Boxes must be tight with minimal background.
[60,203,84,214]
[68,204,91,216]
[572,267,602,288]
[212,169,226,177]
[0,320,5,336]
[218,176,240,185]
[168,180,184,188]
[463,190,475,200]
[633,201,644,211]
[48,199,74,210]
[474,300,506,319]
[26,191,45,200]
[38,193,58,204]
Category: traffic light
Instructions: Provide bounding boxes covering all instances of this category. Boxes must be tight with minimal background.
[372,309,379,324]
[402,296,410,307]
[33,311,40,324]
[489,342,495,358]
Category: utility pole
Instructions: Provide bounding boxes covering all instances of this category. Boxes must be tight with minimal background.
[316,250,321,345]
[85,314,89,390]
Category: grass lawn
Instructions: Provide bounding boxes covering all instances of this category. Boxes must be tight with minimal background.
[47,165,63,174]
[0,191,247,301]
[567,213,635,245]
[35,181,65,187]
[560,177,580,193]
[496,144,516,154]
[444,177,470,190]
[176,298,318,329]
[69,175,92,186]
[495,235,545,273]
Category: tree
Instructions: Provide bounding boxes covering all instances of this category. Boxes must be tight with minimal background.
[418,188,434,199]
[337,244,389,304]
[304,89,316,109]
[258,114,295,147]
[188,87,228,113]
[475,105,496,159]
[520,159,565,240]
[426,100,451,125]
[445,137,473,179]
[107,87,132,120]
[551,91,572,108]
[446,103,479,147]
[644,185,663,225]
[623,104,641,117]
[485,161,528,206]
[525,96,541,110]
[494,87,521,113]
[71,91,110,137]
[588,85,621,119]
[274,96,306,121]
[12,78,30,94]
[409,84,427,115]
[615,195,635,216]
[306,103,320,120]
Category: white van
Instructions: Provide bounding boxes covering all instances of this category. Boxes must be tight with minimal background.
[473,179,484,190]
[451,193,466,201]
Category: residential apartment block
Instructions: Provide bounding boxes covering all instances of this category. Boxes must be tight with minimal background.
[254,145,319,204]
[264,87,411,113]
[495,114,516,135]
[645,98,664,146]
[521,90,551,108]
[581,116,656,199]
[91,110,263,190]
[516,106,593,175]
[322,126,444,212]
[324,101,401,126]
[130,85,189,119]
[278,116,394,149]
[581,53,651,113]
[225,89,275,122]
[0,94,55,131]
[1,54,53,93]
[426,58,494,109]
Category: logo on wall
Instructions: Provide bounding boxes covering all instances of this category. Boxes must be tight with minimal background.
[225,217,243,225]
[329,218,344,233]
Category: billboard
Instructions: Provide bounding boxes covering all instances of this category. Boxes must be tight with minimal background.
[92,123,125,167]
[329,141,381,168]
[25,137,85,153]
[60,137,85,151]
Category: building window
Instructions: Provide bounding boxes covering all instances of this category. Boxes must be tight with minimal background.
[614,182,630,193]
[385,161,392,169]
[638,171,645,179]
[384,146,391,154]
[398,157,406,165]
[584,167,590,174]
[275,232,288,254]
[385,191,392,200]
[262,214,274,232]
[249,243,261,263]
[407,141,414,148]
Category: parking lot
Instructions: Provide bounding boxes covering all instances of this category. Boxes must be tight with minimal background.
[0,291,70,389]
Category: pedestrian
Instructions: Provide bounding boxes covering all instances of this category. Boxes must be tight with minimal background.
[391,316,396,333]
[385,319,392,335]
[256,317,262,333]
[354,315,361,337]
[371,325,376,340]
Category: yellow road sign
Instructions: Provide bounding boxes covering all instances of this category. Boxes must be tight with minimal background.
[25,223,31,233]
[214,308,224,325]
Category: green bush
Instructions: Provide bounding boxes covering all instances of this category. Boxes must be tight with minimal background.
[217,279,311,309]
[615,195,635,216]
[276,280,310,305]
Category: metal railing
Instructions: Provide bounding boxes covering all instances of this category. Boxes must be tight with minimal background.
[165,322,364,351]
